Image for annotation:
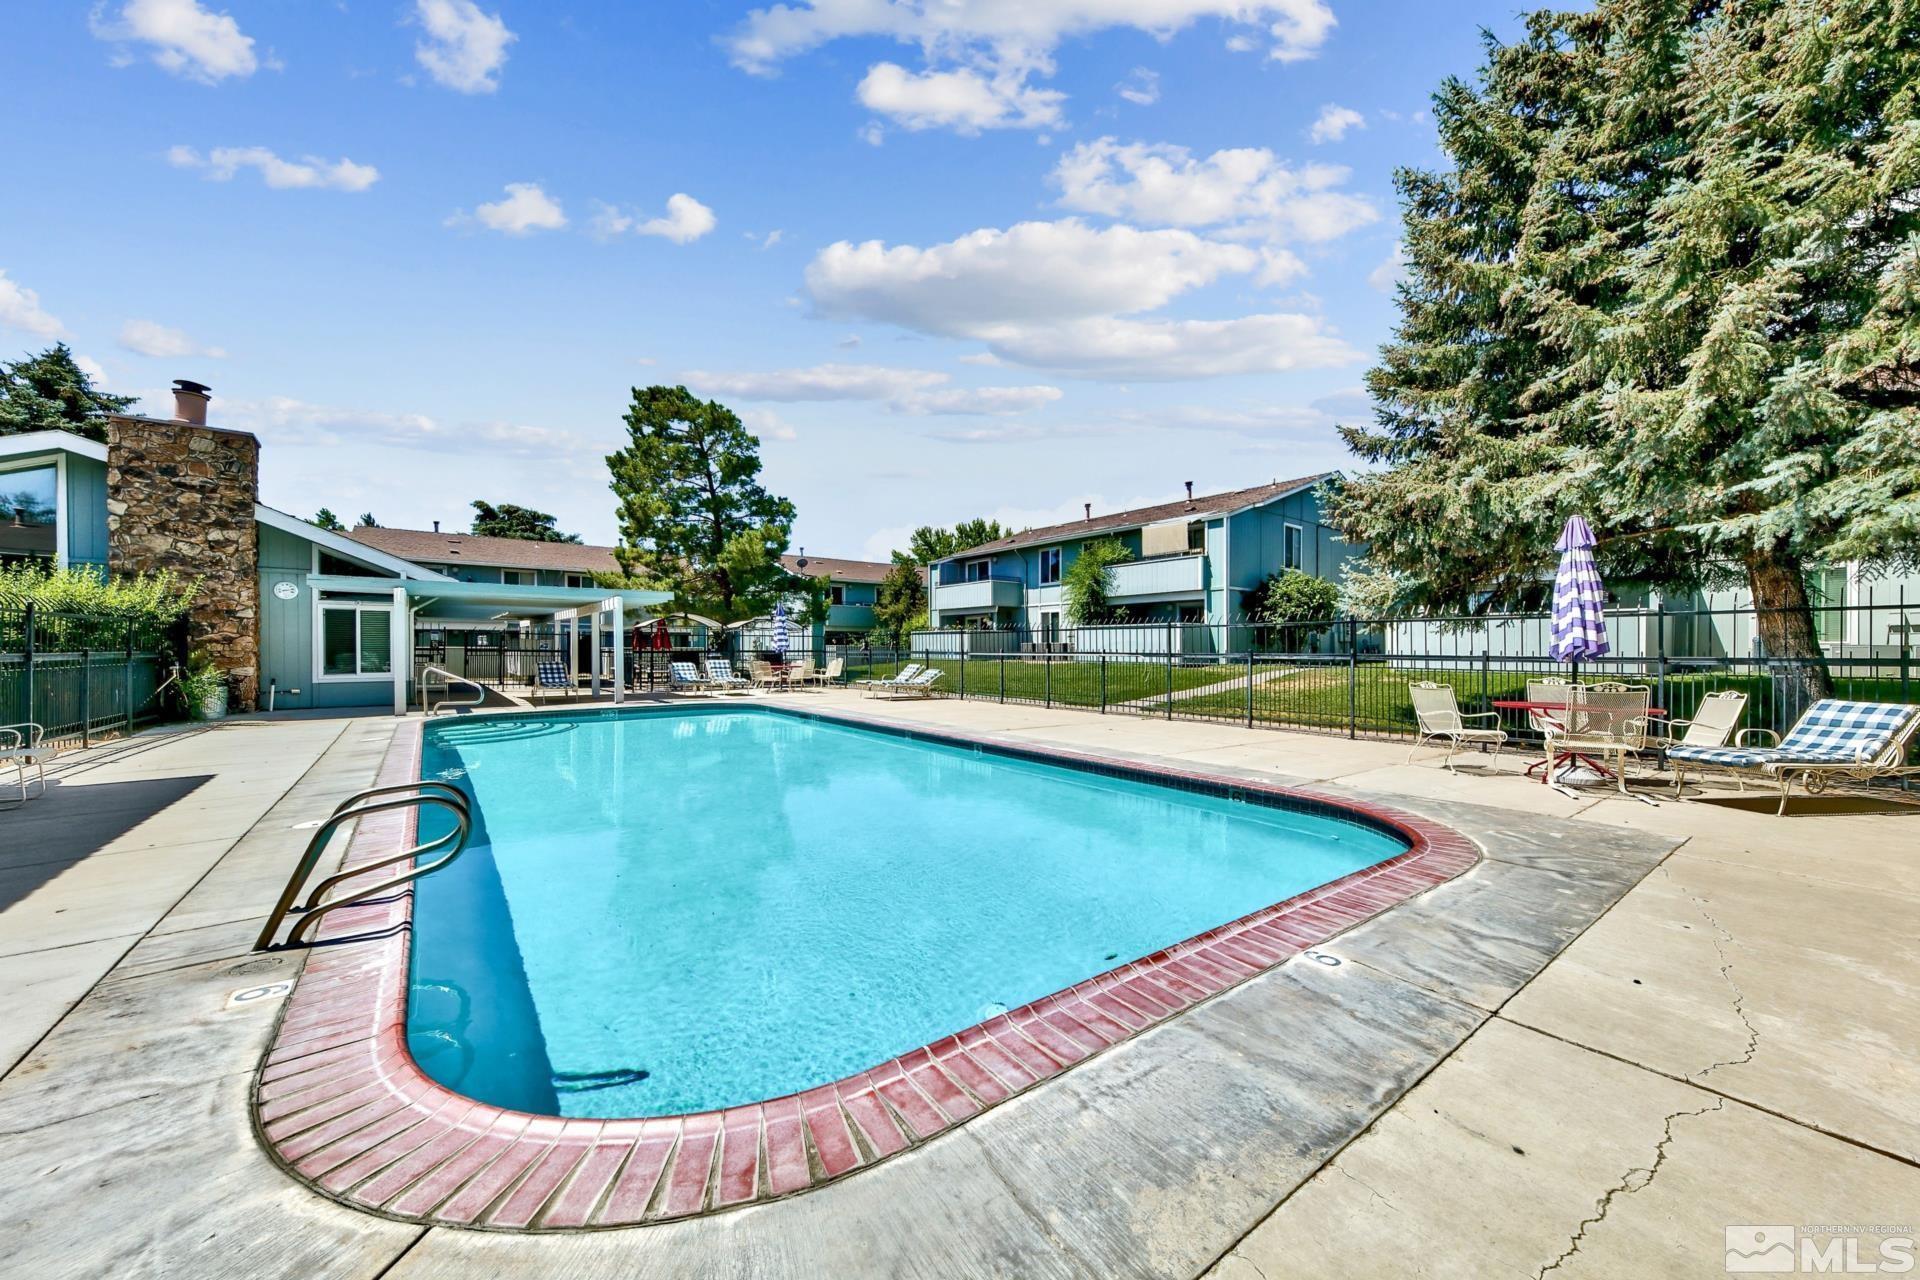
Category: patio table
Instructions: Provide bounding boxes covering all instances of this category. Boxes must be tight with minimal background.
[1491,699,1667,784]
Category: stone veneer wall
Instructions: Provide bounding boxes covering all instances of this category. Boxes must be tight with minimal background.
[106,416,262,710]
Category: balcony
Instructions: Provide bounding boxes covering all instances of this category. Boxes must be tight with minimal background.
[1108,553,1204,600]
[827,602,875,631]
[932,576,1024,613]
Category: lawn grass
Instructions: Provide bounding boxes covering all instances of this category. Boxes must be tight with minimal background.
[838,654,1915,739]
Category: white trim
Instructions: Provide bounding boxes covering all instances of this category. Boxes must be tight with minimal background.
[1283,521,1304,572]
[255,503,453,581]
[392,586,409,714]
[0,431,107,464]
[0,450,68,569]
[312,594,400,684]
[1037,546,1061,586]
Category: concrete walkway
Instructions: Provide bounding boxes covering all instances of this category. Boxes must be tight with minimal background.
[1,697,1914,1278]
[1115,664,1298,710]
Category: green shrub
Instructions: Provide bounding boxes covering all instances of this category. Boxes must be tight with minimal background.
[1244,569,1340,624]
[1063,539,1133,624]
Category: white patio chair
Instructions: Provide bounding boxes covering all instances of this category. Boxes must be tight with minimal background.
[872,668,944,700]
[1554,682,1654,795]
[1649,690,1749,793]
[857,662,920,692]
[0,722,52,804]
[1407,682,1507,772]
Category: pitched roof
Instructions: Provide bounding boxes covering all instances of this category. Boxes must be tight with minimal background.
[942,474,1334,561]
[781,553,893,584]
[345,525,622,574]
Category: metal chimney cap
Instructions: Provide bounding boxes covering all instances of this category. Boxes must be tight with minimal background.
[172,379,212,396]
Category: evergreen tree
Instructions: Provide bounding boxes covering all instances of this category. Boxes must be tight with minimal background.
[357,512,380,528]
[1331,0,1920,691]
[871,555,928,647]
[469,500,581,543]
[312,508,345,532]
[607,386,797,621]
[0,344,136,441]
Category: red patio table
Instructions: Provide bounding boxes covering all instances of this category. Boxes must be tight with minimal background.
[1490,699,1668,784]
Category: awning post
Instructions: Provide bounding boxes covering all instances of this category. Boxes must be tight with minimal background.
[611,596,625,704]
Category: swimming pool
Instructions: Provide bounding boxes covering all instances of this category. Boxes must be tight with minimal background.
[408,705,1410,1118]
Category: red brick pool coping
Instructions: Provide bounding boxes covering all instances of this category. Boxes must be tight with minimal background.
[252,706,1480,1232]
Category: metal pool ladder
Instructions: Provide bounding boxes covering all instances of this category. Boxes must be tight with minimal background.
[254,781,472,950]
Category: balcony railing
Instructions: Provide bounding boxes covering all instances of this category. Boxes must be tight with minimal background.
[827,602,876,630]
[1109,553,1204,600]
[933,577,1024,612]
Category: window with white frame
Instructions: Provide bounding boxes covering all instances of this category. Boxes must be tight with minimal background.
[965,558,993,582]
[564,572,588,589]
[1283,523,1304,571]
[502,569,534,586]
[830,584,846,605]
[1037,547,1061,585]
[318,601,393,678]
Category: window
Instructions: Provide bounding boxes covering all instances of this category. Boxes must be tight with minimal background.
[502,569,534,586]
[316,550,389,577]
[1187,521,1205,553]
[1283,523,1304,571]
[0,463,57,566]
[1809,567,1850,645]
[1037,547,1061,585]
[319,603,393,678]
[1039,610,1061,643]
[965,559,993,582]
[830,584,846,605]
[564,573,589,589]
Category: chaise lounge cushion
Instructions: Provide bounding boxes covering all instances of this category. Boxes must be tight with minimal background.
[1668,700,1914,767]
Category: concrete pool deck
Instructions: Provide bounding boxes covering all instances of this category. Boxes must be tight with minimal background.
[2,693,1917,1277]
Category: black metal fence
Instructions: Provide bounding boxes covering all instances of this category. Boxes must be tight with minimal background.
[838,601,1917,746]
[0,604,180,746]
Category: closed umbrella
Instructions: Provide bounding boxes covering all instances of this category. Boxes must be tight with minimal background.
[1549,515,1610,665]
[771,602,791,663]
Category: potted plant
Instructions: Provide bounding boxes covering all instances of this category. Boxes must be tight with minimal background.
[179,652,228,721]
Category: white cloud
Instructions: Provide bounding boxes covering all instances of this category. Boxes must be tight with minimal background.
[957,351,1002,366]
[224,396,592,459]
[857,120,887,146]
[859,524,914,562]
[1308,103,1364,143]
[726,1,1334,74]
[593,194,717,244]
[749,229,785,250]
[1256,247,1307,287]
[974,314,1357,379]
[640,194,717,244]
[856,62,1063,133]
[688,362,1062,415]
[739,407,798,441]
[74,355,112,386]
[805,219,1357,380]
[167,145,378,191]
[413,0,514,94]
[729,2,1330,138]
[1115,67,1160,106]
[118,319,227,359]
[1368,241,1409,293]
[0,270,64,337]
[457,182,566,235]
[1051,138,1376,242]
[91,0,259,83]
[808,219,1257,332]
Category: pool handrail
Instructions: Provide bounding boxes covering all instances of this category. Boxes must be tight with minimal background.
[254,781,472,950]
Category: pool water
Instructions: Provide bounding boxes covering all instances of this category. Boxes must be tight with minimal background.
[409,706,1406,1117]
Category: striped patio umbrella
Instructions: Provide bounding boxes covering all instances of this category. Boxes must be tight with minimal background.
[1548,515,1610,664]
[771,602,791,660]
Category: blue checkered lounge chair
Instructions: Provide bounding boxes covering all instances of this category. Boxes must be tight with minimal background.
[702,657,756,694]
[533,660,573,705]
[1666,699,1920,814]
[667,661,708,694]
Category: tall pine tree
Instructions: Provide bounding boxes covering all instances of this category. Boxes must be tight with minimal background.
[606,386,797,621]
[1333,0,1920,692]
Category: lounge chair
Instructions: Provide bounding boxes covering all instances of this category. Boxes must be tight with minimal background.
[1407,682,1506,772]
[1,722,52,804]
[667,661,708,694]
[1650,690,1749,793]
[857,662,920,692]
[703,657,756,694]
[871,668,944,700]
[1667,699,1920,814]
[533,660,573,705]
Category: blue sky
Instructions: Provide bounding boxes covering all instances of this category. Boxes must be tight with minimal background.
[4,1,1520,560]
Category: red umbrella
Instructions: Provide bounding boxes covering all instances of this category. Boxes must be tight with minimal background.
[650,618,670,650]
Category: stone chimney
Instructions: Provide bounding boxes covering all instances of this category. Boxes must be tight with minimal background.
[106,383,263,711]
